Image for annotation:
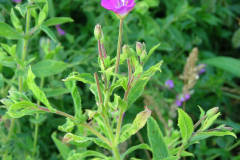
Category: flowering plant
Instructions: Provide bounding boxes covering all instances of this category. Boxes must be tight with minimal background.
[0,0,237,159]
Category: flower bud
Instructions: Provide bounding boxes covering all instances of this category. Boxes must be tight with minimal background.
[94,24,102,40]
[140,50,147,62]
[206,107,219,118]
[0,99,14,107]
[136,42,143,56]
[122,44,131,58]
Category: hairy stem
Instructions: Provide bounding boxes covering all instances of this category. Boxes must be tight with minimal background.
[112,19,123,85]
[177,143,185,156]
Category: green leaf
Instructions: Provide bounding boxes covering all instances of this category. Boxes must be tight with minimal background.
[202,56,240,78]
[177,109,194,145]
[110,79,122,94]
[67,150,108,160]
[51,132,71,160]
[7,101,45,118]
[62,72,95,84]
[38,3,48,25]
[170,147,194,157]
[45,88,70,98]
[27,66,56,112]
[188,131,237,147]
[145,43,161,63]
[41,25,57,42]
[112,94,128,112]
[163,156,180,160]
[63,133,111,150]
[0,22,23,39]
[119,107,151,144]
[147,117,170,159]
[64,74,83,121]
[141,61,163,78]
[15,4,28,17]
[31,59,67,77]
[10,9,23,33]
[43,17,74,26]
[58,118,74,132]
[121,143,152,159]
[8,91,30,102]
[232,28,240,48]
[201,112,221,131]
[133,62,143,77]
[127,77,149,109]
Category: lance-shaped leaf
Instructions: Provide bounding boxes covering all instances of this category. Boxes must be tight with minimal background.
[141,60,163,78]
[145,43,161,63]
[170,147,194,157]
[62,72,95,84]
[0,22,23,40]
[119,107,151,144]
[177,109,194,145]
[41,25,57,42]
[8,91,30,103]
[32,59,67,77]
[51,132,71,160]
[147,117,170,159]
[188,131,237,147]
[63,133,111,150]
[15,4,28,17]
[58,118,74,132]
[67,150,108,160]
[201,112,221,131]
[43,17,74,26]
[111,94,128,112]
[64,73,83,121]
[127,77,149,109]
[27,67,56,112]
[121,143,152,159]
[7,101,45,118]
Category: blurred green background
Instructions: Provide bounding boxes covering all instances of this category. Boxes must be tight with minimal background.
[0,0,240,159]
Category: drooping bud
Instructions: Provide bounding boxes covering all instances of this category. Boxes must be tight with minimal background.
[136,42,143,56]
[94,24,102,40]
[140,50,147,62]
[122,44,131,58]
[206,107,219,118]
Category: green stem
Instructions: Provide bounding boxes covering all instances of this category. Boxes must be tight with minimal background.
[114,110,123,144]
[177,143,185,156]
[102,115,121,160]
[4,7,31,160]
[36,106,112,148]
[81,123,112,148]
[194,115,207,130]
[33,77,44,157]
[112,19,124,85]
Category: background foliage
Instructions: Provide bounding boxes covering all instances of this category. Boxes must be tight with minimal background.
[0,0,240,159]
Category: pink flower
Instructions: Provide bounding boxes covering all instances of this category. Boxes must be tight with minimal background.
[55,25,66,36]
[175,94,191,106]
[101,0,136,19]
[13,0,22,3]
[165,79,174,88]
